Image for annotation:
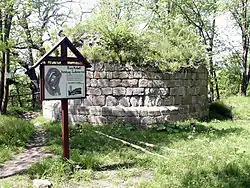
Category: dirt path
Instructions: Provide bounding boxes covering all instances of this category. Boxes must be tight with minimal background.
[0,113,54,179]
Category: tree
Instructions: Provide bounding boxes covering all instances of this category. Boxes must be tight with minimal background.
[176,0,220,100]
[227,0,250,96]
[68,0,206,71]
[0,0,14,114]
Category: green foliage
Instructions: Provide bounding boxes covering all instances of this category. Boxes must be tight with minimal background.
[217,53,242,97]
[209,101,233,120]
[67,0,207,71]
[0,115,35,164]
[0,116,35,146]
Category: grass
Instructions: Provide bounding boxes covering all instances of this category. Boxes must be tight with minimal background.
[0,115,35,165]
[222,96,250,120]
[20,119,250,187]
[1,96,250,187]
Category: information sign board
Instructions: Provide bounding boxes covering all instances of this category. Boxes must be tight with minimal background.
[43,65,86,99]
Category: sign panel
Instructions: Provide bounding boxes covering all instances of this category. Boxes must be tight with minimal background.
[43,65,86,99]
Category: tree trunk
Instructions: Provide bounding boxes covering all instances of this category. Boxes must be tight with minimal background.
[240,0,249,96]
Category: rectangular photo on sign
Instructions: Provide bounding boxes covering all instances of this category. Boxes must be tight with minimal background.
[43,65,86,100]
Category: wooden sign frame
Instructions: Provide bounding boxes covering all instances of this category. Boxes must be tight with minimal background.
[32,37,91,159]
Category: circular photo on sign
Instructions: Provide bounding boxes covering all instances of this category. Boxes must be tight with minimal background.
[45,68,62,96]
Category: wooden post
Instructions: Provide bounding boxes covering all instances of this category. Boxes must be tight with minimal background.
[61,41,70,159]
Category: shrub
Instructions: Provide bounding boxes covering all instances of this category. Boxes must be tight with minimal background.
[209,101,233,121]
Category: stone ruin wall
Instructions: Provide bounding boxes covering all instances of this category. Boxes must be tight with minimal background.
[43,62,208,126]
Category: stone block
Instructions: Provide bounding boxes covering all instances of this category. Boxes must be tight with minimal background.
[87,71,93,78]
[159,88,169,95]
[148,107,161,116]
[134,71,143,78]
[102,87,112,95]
[110,79,122,87]
[107,72,112,79]
[124,107,138,116]
[104,63,116,71]
[86,78,91,86]
[119,71,130,79]
[119,97,130,107]
[113,87,126,96]
[83,96,93,106]
[94,63,104,71]
[144,96,154,106]
[90,79,98,87]
[152,80,164,87]
[112,106,126,117]
[87,106,102,115]
[106,96,118,106]
[71,114,88,123]
[91,96,105,106]
[94,71,107,79]
[132,88,144,95]
[182,95,193,105]
[97,79,109,87]
[141,117,157,125]
[173,96,182,105]
[102,106,113,116]
[87,88,101,95]
[170,87,178,96]
[126,88,133,95]
[139,79,149,87]
[121,79,138,87]
[78,106,89,115]
[88,115,107,124]
[138,108,148,117]
[130,96,143,107]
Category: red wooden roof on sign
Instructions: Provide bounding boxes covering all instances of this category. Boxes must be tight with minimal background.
[32,37,91,69]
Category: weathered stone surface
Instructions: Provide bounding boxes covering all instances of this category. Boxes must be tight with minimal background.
[91,96,105,106]
[87,88,101,95]
[152,80,164,87]
[94,63,104,71]
[121,79,138,87]
[86,78,91,86]
[90,79,98,87]
[141,117,156,125]
[33,179,52,188]
[113,87,126,96]
[139,79,149,87]
[144,96,154,107]
[102,106,113,116]
[130,97,142,107]
[43,63,208,126]
[102,87,112,95]
[87,106,102,115]
[107,72,112,79]
[88,115,107,124]
[134,71,143,78]
[110,79,122,87]
[112,106,126,116]
[106,96,118,106]
[97,79,109,87]
[126,88,133,95]
[94,71,106,79]
[87,71,93,78]
[119,97,130,107]
[132,88,144,95]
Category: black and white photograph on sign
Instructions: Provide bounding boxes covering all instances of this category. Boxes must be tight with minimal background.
[67,83,84,97]
[44,65,86,99]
